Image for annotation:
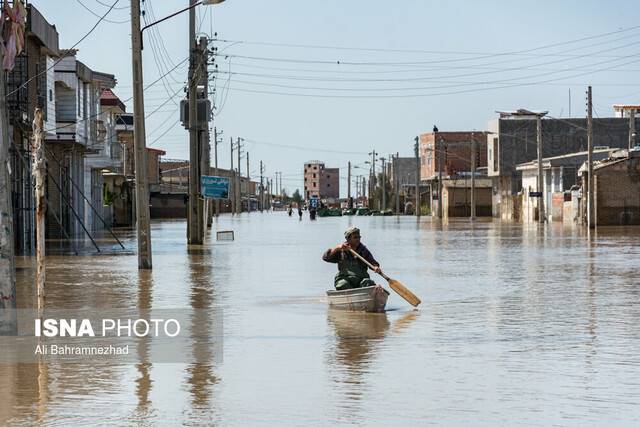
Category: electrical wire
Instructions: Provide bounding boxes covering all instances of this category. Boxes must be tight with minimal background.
[76,0,129,24]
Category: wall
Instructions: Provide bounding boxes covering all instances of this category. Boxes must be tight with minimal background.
[420,131,488,179]
[320,167,339,199]
[442,185,492,218]
[595,158,640,225]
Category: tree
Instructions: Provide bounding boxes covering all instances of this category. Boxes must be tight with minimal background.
[292,189,302,204]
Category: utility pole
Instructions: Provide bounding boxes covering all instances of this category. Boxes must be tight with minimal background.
[629,108,636,150]
[32,109,45,311]
[587,86,594,229]
[229,136,232,214]
[470,132,476,220]
[246,151,250,212]
[213,127,221,216]
[395,152,400,215]
[347,161,351,200]
[369,150,377,209]
[197,36,211,229]
[259,160,264,212]
[131,0,153,266]
[362,176,366,202]
[187,0,203,244]
[237,137,241,214]
[537,114,545,224]
[414,137,420,217]
[380,157,386,211]
[437,137,443,219]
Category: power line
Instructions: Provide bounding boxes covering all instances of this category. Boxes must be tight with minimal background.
[76,0,129,24]
[214,24,640,61]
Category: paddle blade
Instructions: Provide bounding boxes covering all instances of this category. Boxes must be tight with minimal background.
[388,279,421,307]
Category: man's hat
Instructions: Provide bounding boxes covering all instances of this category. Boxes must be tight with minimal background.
[344,226,360,239]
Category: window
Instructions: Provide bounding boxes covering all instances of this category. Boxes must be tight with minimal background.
[313,173,316,178]
[313,182,316,187]
[327,183,331,187]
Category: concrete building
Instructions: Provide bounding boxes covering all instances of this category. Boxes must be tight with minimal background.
[487,111,637,221]
[442,177,492,219]
[48,50,121,242]
[303,161,339,200]
[320,167,339,200]
[6,4,59,254]
[516,149,614,223]
[390,157,418,196]
[578,150,640,226]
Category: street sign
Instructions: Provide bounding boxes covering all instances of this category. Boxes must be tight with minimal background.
[201,175,230,199]
[309,198,319,208]
[529,191,543,198]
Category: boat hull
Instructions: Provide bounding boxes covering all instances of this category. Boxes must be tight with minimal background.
[326,285,389,312]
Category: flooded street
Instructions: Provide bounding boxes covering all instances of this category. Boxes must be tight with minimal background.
[3,213,640,426]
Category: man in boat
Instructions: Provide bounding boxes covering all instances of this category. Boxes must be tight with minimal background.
[322,226,381,290]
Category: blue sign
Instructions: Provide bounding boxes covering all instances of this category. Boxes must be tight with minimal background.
[309,198,319,208]
[201,175,230,199]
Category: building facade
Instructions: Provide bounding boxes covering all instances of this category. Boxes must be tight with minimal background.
[420,131,488,180]
[487,113,637,220]
[303,161,339,200]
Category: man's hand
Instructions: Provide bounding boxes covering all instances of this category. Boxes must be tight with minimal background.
[340,242,351,251]
[373,266,381,274]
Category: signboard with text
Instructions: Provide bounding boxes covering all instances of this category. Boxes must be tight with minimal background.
[201,176,230,199]
[529,191,543,198]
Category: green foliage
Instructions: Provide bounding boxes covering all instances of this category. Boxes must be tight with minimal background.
[292,189,302,203]
[103,183,115,206]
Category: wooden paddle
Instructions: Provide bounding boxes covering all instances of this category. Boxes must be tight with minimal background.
[348,248,421,307]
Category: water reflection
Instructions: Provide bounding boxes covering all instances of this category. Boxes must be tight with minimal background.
[326,310,419,408]
[185,244,219,416]
[135,270,153,417]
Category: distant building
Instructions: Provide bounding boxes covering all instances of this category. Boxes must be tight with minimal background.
[390,157,417,194]
[516,149,614,223]
[303,161,339,200]
[487,111,637,220]
[320,167,339,199]
[578,150,640,226]
[419,131,488,179]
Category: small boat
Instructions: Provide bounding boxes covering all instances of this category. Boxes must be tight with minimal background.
[326,285,389,312]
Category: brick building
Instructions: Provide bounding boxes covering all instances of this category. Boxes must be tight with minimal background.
[419,131,488,179]
[304,161,339,200]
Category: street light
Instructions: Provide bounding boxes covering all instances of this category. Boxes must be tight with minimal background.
[140,0,226,49]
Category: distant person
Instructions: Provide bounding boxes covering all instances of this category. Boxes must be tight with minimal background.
[288,206,293,216]
[322,226,381,290]
[298,206,303,219]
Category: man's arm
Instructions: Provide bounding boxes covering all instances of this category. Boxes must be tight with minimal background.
[322,244,346,263]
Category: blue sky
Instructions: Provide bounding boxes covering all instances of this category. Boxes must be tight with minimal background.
[35,0,640,196]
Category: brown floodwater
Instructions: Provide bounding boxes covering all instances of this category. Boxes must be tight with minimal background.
[2,214,640,425]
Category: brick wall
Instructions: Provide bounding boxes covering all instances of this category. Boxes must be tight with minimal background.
[420,131,488,179]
